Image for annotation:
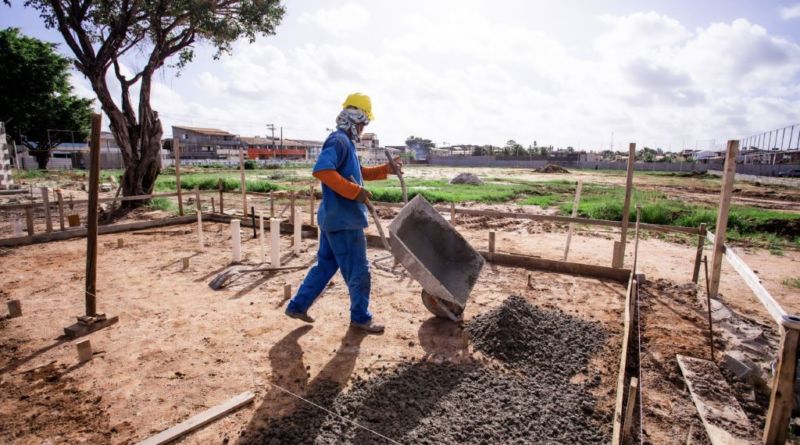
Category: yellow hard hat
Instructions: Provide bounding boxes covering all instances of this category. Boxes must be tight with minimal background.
[342,92,374,121]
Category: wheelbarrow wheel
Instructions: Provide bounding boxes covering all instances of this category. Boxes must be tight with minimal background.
[421,290,463,322]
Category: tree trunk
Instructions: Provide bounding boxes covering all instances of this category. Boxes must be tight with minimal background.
[31,150,50,170]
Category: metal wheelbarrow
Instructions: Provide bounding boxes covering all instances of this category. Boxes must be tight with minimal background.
[386,195,485,321]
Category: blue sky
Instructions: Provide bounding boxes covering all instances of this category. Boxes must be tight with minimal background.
[2,1,800,150]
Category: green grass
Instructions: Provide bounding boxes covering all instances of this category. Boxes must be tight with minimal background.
[784,277,800,289]
[146,197,176,213]
[364,178,534,203]
[12,169,46,180]
[153,173,280,193]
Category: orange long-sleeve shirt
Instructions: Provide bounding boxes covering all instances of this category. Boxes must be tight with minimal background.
[313,164,389,200]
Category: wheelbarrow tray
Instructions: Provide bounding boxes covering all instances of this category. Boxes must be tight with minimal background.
[388,195,484,309]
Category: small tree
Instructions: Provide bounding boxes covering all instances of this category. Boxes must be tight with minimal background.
[0,27,93,169]
[12,0,285,209]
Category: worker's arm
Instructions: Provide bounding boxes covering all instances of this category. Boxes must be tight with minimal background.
[360,164,389,181]
[313,169,361,200]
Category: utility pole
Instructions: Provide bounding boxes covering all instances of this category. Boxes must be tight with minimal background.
[266,123,275,161]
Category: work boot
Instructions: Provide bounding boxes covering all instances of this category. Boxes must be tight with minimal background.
[350,319,385,334]
[285,307,314,323]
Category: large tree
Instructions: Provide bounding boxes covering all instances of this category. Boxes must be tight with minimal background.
[11,0,285,208]
[0,27,93,169]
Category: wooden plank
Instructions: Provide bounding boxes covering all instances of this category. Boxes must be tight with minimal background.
[41,187,52,233]
[370,201,702,235]
[56,189,65,231]
[611,273,636,445]
[764,322,800,445]
[174,136,184,216]
[676,355,755,445]
[478,251,631,283]
[622,377,639,445]
[562,180,583,261]
[85,113,102,317]
[0,215,196,247]
[239,147,247,216]
[692,223,707,283]
[709,140,739,298]
[614,143,636,269]
[135,391,255,445]
[705,231,785,326]
[25,206,34,235]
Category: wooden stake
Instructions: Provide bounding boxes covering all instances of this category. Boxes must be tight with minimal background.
[692,223,707,283]
[309,186,315,227]
[85,113,102,317]
[56,189,65,231]
[231,219,241,263]
[709,140,738,298]
[194,186,201,212]
[182,257,190,271]
[239,147,247,216]
[563,180,583,261]
[218,178,224,214]
[7,299,21,318]
[613,143,636,268]
[284,284,292,300]
[450,202,456,224]
[294,207,302,254]
[76,340,92,362]
[41,187,52,233]
[174,136,184,216]
[488,231,495,260]
[269,191,275,218]
[117,238,124,248]
[622,377,639,445]
[211,197,216,213]
[289,191,296,224]
[764,316,800,445]
[25,206,34,235]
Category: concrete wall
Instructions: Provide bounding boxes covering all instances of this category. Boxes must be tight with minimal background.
[427,155,799,176]
[707,170,800,188]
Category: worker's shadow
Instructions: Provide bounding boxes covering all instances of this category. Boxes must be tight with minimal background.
[237,325,367,445]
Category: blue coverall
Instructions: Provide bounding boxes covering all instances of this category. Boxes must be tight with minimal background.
[286,130,373,324]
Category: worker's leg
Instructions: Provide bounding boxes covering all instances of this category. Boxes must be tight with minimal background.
[286,230,338,314]
[327,229,372,324]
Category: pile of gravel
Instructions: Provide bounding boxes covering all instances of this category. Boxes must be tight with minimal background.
[246,295,609,444]
[466,295,607,377]
[449,173,484,185]
[534,164,570,174]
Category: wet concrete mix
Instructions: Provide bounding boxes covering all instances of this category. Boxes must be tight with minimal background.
[245,295,609,444]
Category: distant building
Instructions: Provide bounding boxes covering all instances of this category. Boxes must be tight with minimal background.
[241,136,321,160]
[172,126,241,160]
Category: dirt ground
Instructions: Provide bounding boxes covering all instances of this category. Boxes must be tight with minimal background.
[2,166,799,443]
[1,215,628,444]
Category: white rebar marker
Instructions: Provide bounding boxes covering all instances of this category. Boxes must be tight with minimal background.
[259,212,266,263]
[196,210,204,248]
[270,218,280,267]
[231,219,241,262]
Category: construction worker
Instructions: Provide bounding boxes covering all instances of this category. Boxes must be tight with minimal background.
[285,93,401,333]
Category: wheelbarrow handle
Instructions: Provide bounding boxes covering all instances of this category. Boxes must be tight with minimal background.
[350,176,391,250]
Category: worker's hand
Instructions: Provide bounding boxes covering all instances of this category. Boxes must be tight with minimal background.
[388,156,403,175]
[355,187,373,203]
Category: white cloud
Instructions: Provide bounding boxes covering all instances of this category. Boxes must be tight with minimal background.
[780,3,800,20]
[297,3,370,35]
[69,4,800,151]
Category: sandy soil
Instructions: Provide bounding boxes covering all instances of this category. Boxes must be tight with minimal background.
[1,218,627,444]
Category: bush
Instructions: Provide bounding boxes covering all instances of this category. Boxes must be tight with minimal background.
[244,160,257,170]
